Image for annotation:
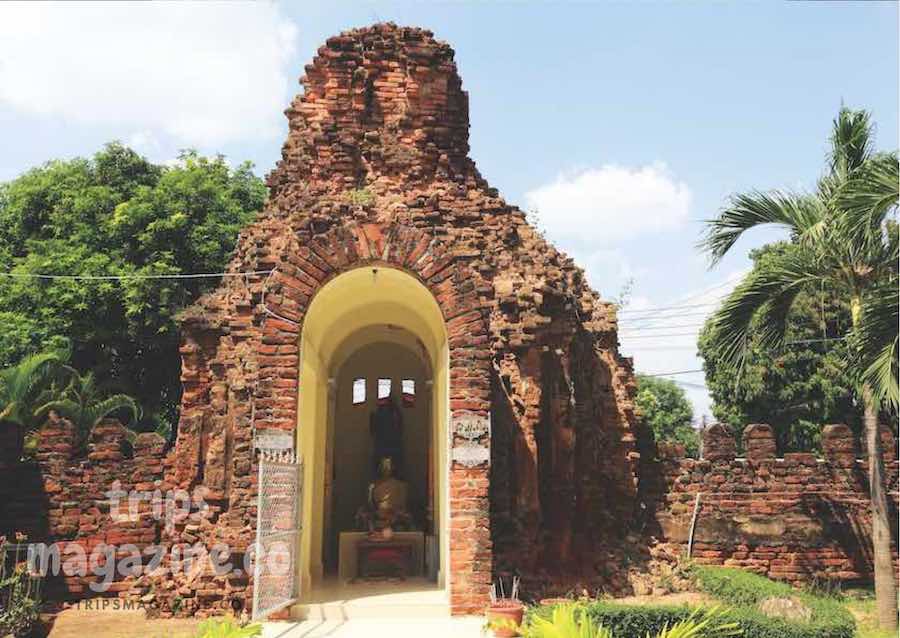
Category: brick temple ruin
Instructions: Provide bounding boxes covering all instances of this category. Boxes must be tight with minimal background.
[1,23,897,619]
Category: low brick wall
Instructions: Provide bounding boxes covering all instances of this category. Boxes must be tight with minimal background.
[653,423,899,583]
[0,416,167,598]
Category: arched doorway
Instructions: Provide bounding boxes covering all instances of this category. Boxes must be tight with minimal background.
[296,266,449,602]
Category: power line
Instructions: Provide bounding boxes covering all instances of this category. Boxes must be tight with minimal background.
[621,332,700,339]
[617,274,744,315]
[642,369,704,377]
[0,269,273,281]
[622,346,700,351]
[671,380,708,390]
[618,301,723,315]
[620,322,707,332]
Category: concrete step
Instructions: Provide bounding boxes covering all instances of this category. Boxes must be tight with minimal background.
[292,599,451,620]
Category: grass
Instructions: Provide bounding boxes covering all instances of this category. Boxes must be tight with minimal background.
[841,592,895,638]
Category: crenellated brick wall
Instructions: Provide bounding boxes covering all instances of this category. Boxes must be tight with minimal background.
[0,415,168,598]
[652,422,899,584]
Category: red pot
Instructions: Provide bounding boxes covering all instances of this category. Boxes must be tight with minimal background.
[539,597,571,607]
[485,602,525,637]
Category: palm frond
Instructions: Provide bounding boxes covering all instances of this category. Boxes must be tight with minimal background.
[85,394,142,428]
[836,152,899,244]
[0,352,68,427]
[706,246,822,371]
[829,107,874,180]
[854,283,899,409]
[33,399,82,424]
[700,191,825,265]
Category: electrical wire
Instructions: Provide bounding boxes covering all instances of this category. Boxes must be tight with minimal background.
[642,369,704,377]
[618,301,723,315]
[623,332,697,339]
[620,322,707,332]
[0,269,273,281]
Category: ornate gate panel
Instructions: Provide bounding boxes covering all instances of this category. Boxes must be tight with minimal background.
[252,450,302,620]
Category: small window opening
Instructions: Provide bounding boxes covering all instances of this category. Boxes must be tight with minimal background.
[402,379,415,407]
[352,378,366,405]
[377,378,392,401]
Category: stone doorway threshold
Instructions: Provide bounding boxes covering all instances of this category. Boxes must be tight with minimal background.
[263,617,484,638]
[290,576,450,620]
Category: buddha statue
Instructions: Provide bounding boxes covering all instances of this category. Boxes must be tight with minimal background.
[356,456,412,536]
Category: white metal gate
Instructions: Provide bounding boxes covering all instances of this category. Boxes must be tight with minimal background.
[252,449,302,620]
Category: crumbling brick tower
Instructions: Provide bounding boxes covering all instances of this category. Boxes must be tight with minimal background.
[174,23,644,614]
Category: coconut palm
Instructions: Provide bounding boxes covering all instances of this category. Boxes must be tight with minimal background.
[700,107,898,630]
[0,351,69,455]
[36,369,141,444]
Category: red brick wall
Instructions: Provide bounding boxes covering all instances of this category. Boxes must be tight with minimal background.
[0,416,167,598]
[652,423,899,583]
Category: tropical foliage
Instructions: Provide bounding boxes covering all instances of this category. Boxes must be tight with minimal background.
[0,350,71,455]
[36,368,141,444]
[526,603,613,638]
[522,603,741,638]
[0,537,42,638]
[0,351,68,434]
[699,107,898,629]
[635,375,700,456]
[0,143,266,436]
[192,616,262,638]
[0,348,141,455]
[698,243,866,453]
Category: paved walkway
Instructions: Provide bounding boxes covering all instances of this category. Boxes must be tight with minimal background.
[263,617,484,637]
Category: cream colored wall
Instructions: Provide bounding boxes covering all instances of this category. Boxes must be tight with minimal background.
[328,342,429,568]
[296,266,449,598]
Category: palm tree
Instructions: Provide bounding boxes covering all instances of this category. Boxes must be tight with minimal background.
[0,351,69,456]
[700,107,898,630]
[37,369,141,445]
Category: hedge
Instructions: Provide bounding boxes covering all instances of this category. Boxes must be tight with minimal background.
[691,565,793,607]
[531,601,853,638]
[530,566,855,638]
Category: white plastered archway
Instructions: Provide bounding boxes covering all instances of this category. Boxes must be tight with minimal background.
[296,266,449,597]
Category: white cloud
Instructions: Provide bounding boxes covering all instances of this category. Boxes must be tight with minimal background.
[524,162,692,247]
[579,248,635,296]
[0,2,298,146]
[128,130,160,154]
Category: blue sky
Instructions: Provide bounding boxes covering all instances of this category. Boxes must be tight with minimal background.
[0,1,897,418]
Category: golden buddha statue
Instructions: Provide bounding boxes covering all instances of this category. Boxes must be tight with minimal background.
[357,456,412,536]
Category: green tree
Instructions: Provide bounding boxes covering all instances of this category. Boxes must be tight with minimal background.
[0,143,266,435]
[635,375,699,457]
[698,243,862,453]
[700,108,898,629]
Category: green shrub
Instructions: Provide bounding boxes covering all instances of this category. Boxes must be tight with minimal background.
[0,538,43,638]
[576,602,853,638]
[192,616,262,638]
[531,588,853,638]
[691,566,792,606]
[525,603,741,638]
